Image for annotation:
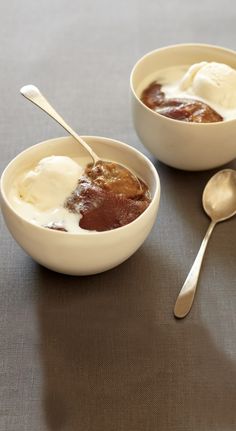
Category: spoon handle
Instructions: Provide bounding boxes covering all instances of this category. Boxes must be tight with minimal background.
[174,220,216,318]
[20,85,99,164]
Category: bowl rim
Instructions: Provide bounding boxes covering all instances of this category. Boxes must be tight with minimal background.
[130,42,236,127]
[0,135,160,237]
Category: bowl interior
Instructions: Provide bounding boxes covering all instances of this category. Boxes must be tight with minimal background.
[1,135,159,215]
[131,44,236,97]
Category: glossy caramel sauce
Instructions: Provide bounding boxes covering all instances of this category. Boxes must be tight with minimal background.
[141,82,223,123]
[65,161,151,232]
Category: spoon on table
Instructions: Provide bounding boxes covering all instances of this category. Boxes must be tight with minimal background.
[20,85,142,196]
[174,169,236,319]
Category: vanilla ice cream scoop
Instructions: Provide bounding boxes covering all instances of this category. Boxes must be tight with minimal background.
[19,156,83,210]
[180,61,236,109]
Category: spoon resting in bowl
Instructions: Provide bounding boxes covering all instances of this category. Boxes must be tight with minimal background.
[20,85,142,198]
[174,169,236,318]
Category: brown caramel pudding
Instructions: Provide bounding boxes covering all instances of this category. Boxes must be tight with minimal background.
[13,155,151,234]
[65,161,151,232]
[141,82,223,123]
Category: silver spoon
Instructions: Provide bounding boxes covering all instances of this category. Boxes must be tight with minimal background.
[174,169,236,319]
[20,85,99,164]
[20,85,142,193]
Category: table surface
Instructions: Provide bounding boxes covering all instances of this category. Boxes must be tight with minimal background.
[1,1,236,430]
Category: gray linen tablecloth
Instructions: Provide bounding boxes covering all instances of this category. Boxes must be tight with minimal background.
[0,1,236,430]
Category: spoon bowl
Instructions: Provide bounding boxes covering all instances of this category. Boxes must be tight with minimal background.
[174,168,236,318]
[203,169,236,222]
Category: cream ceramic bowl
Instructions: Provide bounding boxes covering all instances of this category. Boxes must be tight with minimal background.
[130,43,236,170]
[0,136,160,275]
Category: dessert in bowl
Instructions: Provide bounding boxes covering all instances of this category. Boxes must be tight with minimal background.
[130,43,236,170]
[0,136,160,275]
